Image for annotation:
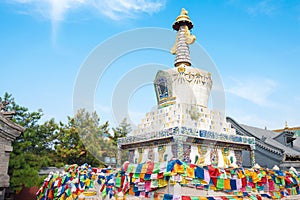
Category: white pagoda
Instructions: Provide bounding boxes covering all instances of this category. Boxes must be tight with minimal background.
[118,8,255,168]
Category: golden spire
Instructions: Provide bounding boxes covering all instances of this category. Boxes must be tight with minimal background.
[171,8,196,67]
[173,8,193,30]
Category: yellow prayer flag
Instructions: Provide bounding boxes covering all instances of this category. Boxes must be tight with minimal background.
[187,166,195,178]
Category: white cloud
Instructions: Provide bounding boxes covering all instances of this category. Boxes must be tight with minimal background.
[226,77,277,107]
[10,0,86,40]
[246,0,277,16]
[92,0,165,20]
[9,0,166,40]
[227,0,279,16]
[11,0,165,20]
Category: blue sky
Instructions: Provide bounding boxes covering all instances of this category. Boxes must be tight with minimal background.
[1,0,300,130]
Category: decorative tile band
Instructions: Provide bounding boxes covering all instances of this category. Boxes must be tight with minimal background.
[118,126,255,146]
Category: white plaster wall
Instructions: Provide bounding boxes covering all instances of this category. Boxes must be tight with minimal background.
[204,148,212,165]
[141,149,149,163]
[192,84,210,108]
[134,102,236,136]
[164,145,173,161]
[131,145,174,163]
[173,82,195,105]
[216,149,237,168]
[189,145,211,165]
[188,146,238,168]
[133,149,139,164]
[217,149,225,168]
[133,145,237,168]
[228,150,237,166]
[153,147,159,162]
[190,145,198,164]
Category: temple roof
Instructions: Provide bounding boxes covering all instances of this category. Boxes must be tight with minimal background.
[273,126,300,151]
[294,137,300,151]
[240,124,300,157]
[227,117,300,157]
[273,125,300,133]
[0,112,25,141]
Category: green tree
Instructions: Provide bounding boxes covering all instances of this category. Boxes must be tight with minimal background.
[54,109,111,167]
[108,118,132,164]
[2,92,126,192]
[1,93,58,191]
[109,118,132,145]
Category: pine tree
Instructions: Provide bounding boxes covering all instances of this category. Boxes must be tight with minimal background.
[109,118,132,146]
[2,93,57,191]
[54,109,110,167]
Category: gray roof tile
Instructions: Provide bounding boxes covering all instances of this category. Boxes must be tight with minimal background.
[240,124,300,156]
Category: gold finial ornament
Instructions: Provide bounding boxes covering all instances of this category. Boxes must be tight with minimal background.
[171,8,196,67]
[181,8,188,15]
[184,26,196,44]
[172,8,193,30]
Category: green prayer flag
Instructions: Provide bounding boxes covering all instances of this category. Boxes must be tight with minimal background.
[227,197,236,200]
[274,192,281,198]
[131,164,136,172]
[151,180,158,188]
[134,173,140,179]
[220,173,226,179]
[192,179,201,185]
[53,188,58,197]
[48,180,53,189]
[127,164,133,173]
[153,163,160,173]
[65,188,71,197]
[164,171,171,176]
[102,187,107,197]
[217,178,224,189]
[250,195,258,200]
[62,176,66,184]
[90,180,94,188]
[191,196,199,200]
[292,187,297,195]
[80,175,85,182]
[281,178,285,186]
[116,177,121,188]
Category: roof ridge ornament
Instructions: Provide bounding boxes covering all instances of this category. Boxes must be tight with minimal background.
[0,101,16,120]
[285,121,289,129]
